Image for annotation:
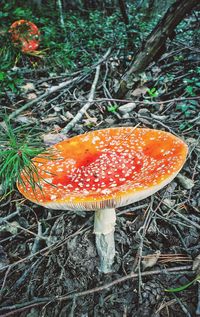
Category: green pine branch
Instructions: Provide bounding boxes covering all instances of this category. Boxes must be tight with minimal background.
[0,117,50,192]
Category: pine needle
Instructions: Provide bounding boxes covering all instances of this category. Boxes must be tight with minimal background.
[0,117,55,192]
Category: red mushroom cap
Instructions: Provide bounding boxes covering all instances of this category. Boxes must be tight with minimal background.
[9,20,40,52]
[17,127,188,210]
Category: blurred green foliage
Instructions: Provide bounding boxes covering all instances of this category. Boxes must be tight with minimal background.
[0,0,158,74]
[0,0,199,100]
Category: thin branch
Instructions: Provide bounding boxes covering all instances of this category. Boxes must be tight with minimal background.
[1,265,192,317]
[94,96,200,105]
[31,221,43,254]
[0,222,91,271]
[8,48,112,121]
[61,65,101,134]
[8,75,81,120]
[0,209,20,225]
[170,207,200,230]
[137,114,178,135]
[57,0,65,30]
[36,96,200,106]
[117,203,148,216]
[196,284,200,315]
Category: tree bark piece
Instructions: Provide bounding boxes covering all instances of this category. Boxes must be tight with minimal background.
[117,0,199,97]
[118,0,129,25]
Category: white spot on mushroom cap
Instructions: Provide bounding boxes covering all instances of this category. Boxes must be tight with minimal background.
[101,189,112,195]
[92,136,100,144]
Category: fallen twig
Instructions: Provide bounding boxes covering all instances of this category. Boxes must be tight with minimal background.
[0,209,20,225]
[169,206,200,230]
[61,65,101,134]
[137,114,179,135]
[8,47,112,121]
[0,265,192,317]
[94,96,200,105]
[0,221,91,271]
[196,283,200,315]
[31,221,44,254]
[131,199,155,302]
[116,203,148,216]
[8,75,82,120]
[8,258,42,294]
[174,293,192,317]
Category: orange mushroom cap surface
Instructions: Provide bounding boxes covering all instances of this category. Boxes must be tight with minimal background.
[9,20,40,52]
[17,127,188,210]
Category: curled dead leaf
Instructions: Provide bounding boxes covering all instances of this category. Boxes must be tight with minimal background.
[131,86,148,97]
[193,254,200,275]
[83,117,98,127]
[42,133,68,146]
[0,245,9,270]
[26,93,37,100]
[142,250,161,270]
[21,82,35,93]
[0,221,19,235]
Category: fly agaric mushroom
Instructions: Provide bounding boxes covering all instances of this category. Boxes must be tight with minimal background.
[9,20,40,53]
[17,127,188,273]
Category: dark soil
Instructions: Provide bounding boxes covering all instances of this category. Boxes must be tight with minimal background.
[0,42,200,317]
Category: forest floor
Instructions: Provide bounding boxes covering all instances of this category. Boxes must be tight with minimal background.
[0,39,200,317]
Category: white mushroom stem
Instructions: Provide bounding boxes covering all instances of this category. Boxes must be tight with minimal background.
[94,208,116,273]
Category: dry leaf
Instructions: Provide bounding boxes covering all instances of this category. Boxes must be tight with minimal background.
[83,117,98,126]
[40,82,49,88]
[142,250,161,270]
[26,93,37,100]
[42,133,68,146]
[0,221,19,235]
[21,82,35,93]
[131,86,148,97]
[52,105,62,112]
[118,102,136,114]
[15,115,37,124]
[0,245,9,269]
[192,254,200,274]
[65,111,74,120]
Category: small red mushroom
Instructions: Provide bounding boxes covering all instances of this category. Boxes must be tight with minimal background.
[9,20,40,53]
[17,127,188,273]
